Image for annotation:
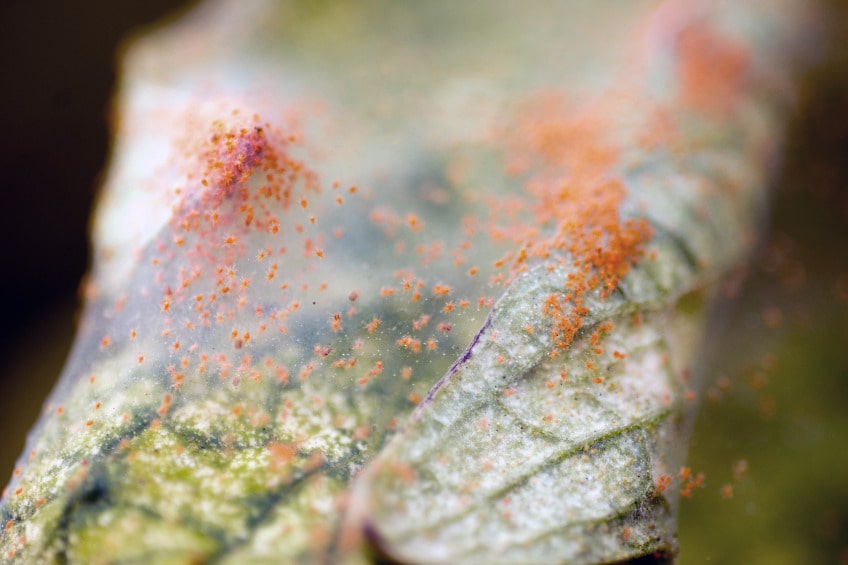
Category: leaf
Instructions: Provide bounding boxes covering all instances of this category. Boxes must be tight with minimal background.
[0,0,820,563]
[349,260,700,562]
[346,3,824,558]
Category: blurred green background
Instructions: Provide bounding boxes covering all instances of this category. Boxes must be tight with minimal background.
[677,20,848,562]
[0,1,845,562]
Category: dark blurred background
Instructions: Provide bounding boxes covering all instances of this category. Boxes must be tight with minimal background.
[0,0,192,480]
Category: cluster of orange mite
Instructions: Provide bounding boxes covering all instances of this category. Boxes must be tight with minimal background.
[497,94,653,353]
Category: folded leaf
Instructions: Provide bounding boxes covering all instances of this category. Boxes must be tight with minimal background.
[0,0,820,562]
